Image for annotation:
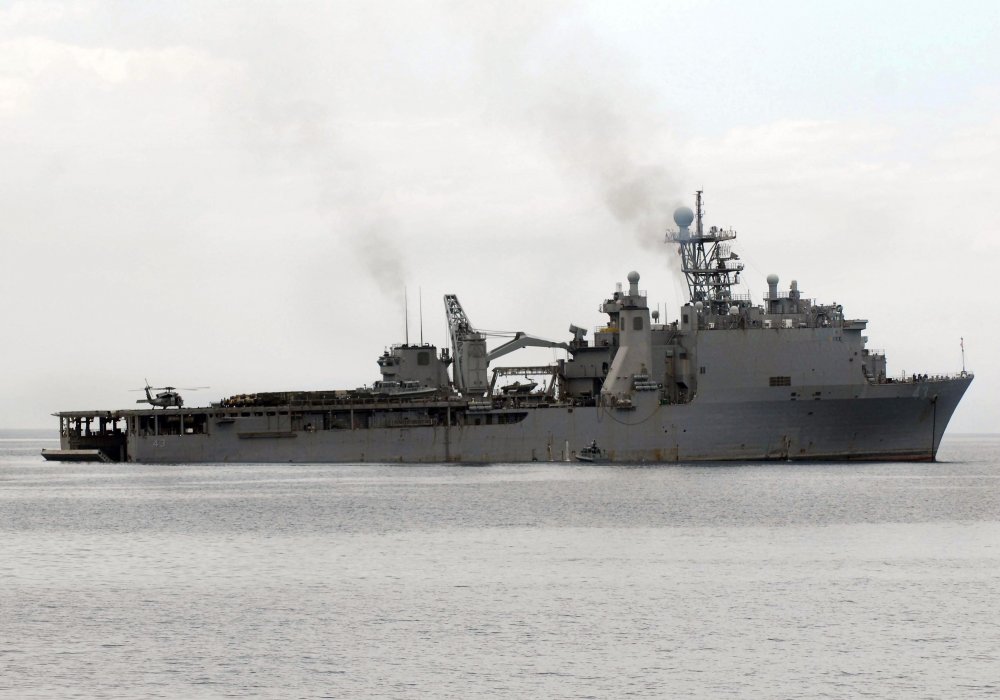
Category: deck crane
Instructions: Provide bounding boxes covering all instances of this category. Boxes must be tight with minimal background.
[443,294,489,396]
[444,294,578,398]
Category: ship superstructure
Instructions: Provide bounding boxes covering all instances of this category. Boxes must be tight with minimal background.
[46,193,972,464]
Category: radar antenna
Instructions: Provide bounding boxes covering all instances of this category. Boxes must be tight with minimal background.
[665,190,745,314]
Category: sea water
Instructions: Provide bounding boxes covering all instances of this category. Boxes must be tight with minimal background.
[2,432,998,698]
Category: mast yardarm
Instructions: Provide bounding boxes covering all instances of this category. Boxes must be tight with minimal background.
[665,190,745,314]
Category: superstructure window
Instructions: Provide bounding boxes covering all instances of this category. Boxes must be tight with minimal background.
[495,412,528,425]
[769,376,792,386]
[633,317,643,331]
[418,351,430,365]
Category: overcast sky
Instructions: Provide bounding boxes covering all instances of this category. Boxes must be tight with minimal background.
[2,0,998,432]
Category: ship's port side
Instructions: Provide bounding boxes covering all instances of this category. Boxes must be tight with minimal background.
[46,369,969,464]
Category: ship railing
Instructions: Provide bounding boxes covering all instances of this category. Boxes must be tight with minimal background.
[724,292,753,303]
[888,371,974,384]
[666,229,737,243]
[224,392,457,410]
[595,290,647,313]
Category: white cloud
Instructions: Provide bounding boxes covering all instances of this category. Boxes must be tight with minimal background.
[0,35,238,90]
[0,0,90,30]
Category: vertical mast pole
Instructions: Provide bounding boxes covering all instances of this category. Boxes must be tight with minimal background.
[695,190,703,238]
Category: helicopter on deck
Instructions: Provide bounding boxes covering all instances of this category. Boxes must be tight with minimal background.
[132,381,208,409]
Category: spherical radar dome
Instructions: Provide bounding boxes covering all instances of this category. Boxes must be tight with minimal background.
[673,206,695,227]
[627,271,640,283]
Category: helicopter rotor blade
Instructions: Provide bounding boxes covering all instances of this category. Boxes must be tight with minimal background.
[130,383,208,391]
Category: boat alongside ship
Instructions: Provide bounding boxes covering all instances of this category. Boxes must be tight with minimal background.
[576,441,606,463]
[44,193,972,464]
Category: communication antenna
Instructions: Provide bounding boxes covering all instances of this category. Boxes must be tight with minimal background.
[961,337,966,375]
[695,189,704,237]
[404,288,409,345]
[419,287,424,345]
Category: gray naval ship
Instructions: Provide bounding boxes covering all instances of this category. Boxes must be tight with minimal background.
[46,193,972,464]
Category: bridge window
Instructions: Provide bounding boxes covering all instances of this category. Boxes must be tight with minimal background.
[769,376,792,386]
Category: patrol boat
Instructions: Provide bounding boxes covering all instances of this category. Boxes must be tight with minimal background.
[46,193,972,464]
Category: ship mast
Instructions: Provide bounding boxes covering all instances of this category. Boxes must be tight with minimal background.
[666,190,745,314]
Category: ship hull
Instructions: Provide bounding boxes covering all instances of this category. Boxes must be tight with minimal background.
[116,377,971,464]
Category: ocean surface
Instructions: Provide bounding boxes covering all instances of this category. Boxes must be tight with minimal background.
[2,432,998,699]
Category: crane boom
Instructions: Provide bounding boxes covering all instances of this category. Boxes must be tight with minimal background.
[486,333,570,362]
